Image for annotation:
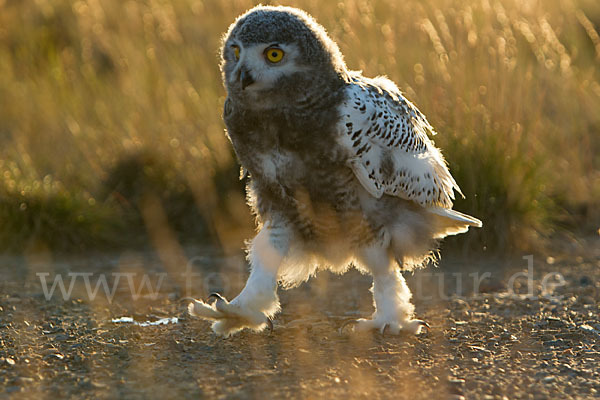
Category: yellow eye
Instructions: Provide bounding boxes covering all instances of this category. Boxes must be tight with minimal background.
[265,47,284,63]
[232,45,240,60]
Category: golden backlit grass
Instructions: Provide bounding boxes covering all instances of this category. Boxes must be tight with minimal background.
[0,0,599,253]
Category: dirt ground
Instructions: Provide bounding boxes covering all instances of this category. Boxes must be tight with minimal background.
[0,236,599,399]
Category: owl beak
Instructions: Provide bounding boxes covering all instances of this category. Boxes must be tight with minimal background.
[239,67,255,90]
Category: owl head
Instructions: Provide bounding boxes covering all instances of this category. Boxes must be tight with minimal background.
[220,6,347,106]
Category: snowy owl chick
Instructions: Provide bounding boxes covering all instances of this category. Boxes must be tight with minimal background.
[189,5,482,337]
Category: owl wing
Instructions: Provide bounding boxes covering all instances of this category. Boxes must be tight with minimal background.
[338,75,462,209]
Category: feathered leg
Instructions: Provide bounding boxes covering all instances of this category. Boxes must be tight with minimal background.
[188,222,288,337]
[352,246,428,335]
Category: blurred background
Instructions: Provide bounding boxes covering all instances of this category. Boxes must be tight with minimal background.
[0,0,599,256]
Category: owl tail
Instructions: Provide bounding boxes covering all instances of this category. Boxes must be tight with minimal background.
[428,207,482,239]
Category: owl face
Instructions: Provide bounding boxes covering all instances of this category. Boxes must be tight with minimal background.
[222,39,306,94]
[220,6,347,106]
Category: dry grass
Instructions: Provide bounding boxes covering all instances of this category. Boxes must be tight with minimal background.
[1,0,599,253]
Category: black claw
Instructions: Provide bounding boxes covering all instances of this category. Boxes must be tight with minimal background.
[207,292,226,303]
[381,323,389,336]
[266,318,273,334]
[179,297,196,303]
[338,319,357,334]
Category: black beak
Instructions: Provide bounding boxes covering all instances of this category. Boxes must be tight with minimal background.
[239,67,255,90]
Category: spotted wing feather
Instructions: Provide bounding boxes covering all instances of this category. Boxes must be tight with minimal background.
[339,74,462,208]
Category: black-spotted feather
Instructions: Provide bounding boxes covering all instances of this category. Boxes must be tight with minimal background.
[339,74,462,208]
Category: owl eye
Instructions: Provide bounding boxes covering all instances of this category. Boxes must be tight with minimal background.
[264,47,284,63]
[232,45,240,60]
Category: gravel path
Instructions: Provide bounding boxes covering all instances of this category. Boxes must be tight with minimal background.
[0,237,598,399]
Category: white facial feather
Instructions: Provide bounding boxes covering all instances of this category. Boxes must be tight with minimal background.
[227,43,307,91]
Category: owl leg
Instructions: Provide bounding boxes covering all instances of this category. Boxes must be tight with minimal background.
[350,247,428,335]
[188,223,287,337]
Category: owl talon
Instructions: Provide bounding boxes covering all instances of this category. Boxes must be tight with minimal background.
[207,292,226,304]
[381,323,389,336]
[189,294,273,337]
[403,319,430,335]
[339,318,429,336]
[338,319,358,334]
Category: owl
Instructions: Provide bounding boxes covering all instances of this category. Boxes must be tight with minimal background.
[189,5,481,337]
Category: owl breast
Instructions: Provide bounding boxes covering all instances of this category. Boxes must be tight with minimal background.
[255,149,303,186]
[225,93,377,243]
[224,99,343,189]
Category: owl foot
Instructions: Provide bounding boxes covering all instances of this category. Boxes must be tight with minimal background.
[339,317,429,336]
[188,292,273,337]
